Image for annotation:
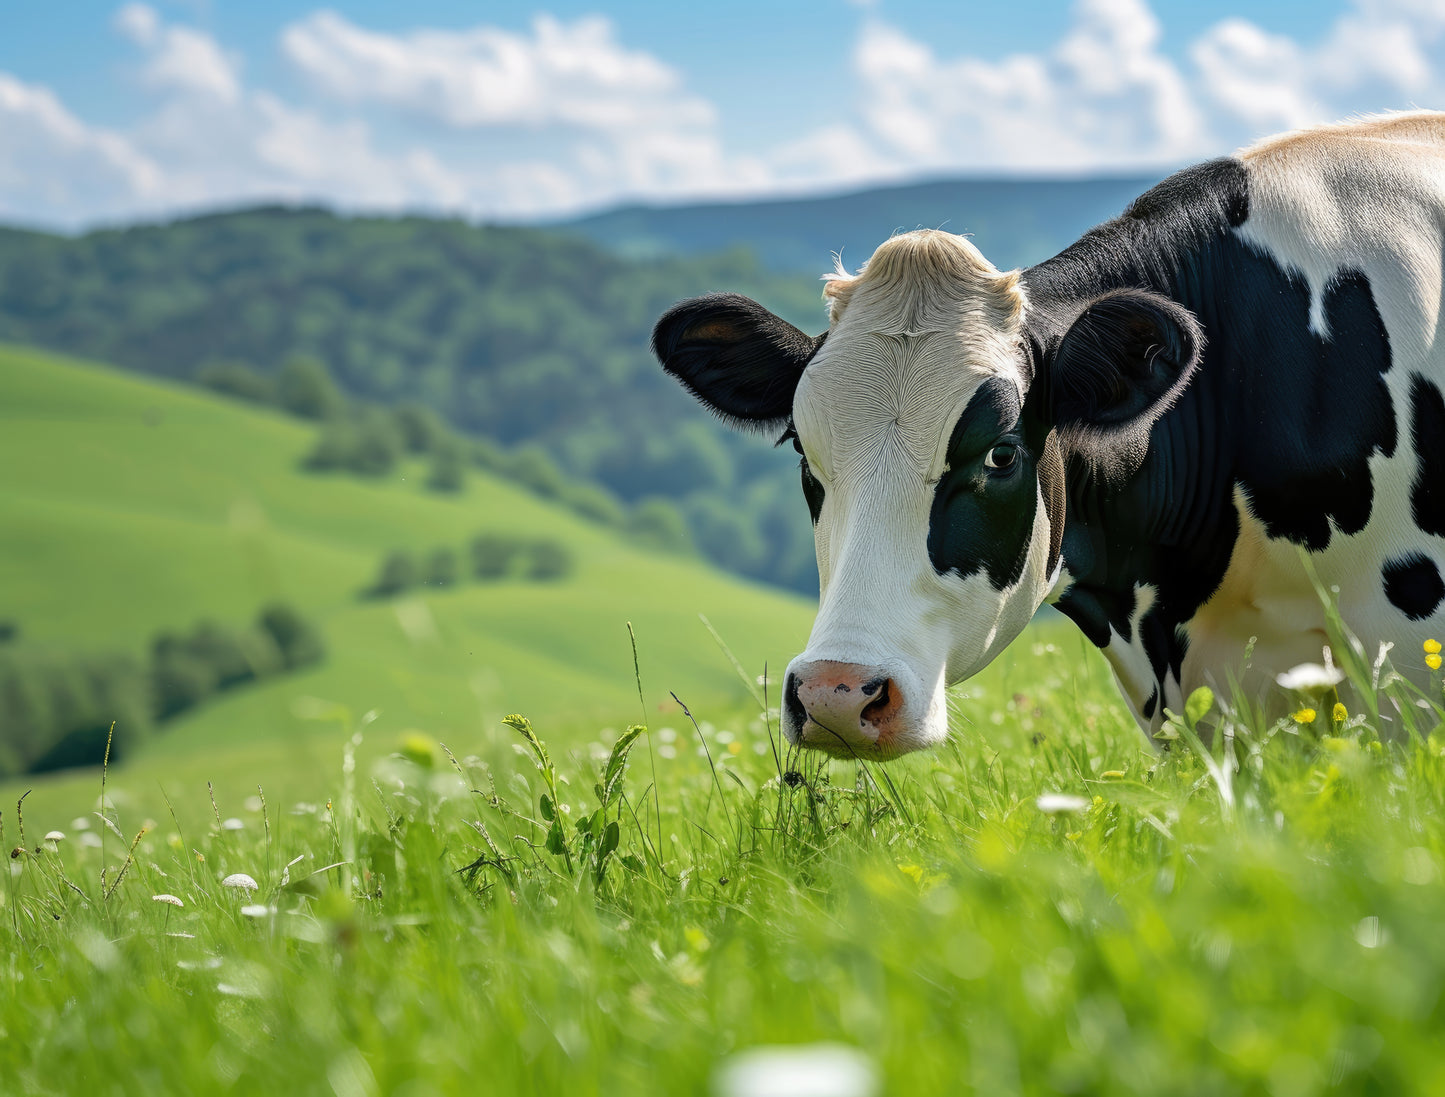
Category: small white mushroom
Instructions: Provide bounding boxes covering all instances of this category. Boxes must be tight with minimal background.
[221,818,244,831]
[151,893,185,908]
[221,873,259,892]
[43,830,66,844]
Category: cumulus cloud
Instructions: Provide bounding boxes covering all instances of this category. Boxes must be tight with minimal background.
[1192,0,1445,138]
[0,72,160,223]
[3,0,1445,228]
[115,3,243,103]
[281,10,712,132]
[841,0,1213,174]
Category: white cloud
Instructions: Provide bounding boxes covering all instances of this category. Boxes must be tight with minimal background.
[4,0,1445,228]
[281,11,712,132]
[115,3,242,104]
[840,0,1213,175]
[0,72,160,223]
[1193,0,1445,139]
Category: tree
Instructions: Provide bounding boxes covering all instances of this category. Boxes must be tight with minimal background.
[427,438,466,493]
[276,354,344,420]
[370,551,418,597]
[393,402,446,453]
[627,498,694,555]
[426,547,459,588]
[197,361,275,405]
[258,603,326,670]
[525,540,573,581]
[471,533,519,580]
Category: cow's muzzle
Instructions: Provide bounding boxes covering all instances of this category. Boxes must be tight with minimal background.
[782,659,911,759]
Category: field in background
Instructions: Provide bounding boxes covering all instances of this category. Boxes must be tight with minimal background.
[0,343,817,827]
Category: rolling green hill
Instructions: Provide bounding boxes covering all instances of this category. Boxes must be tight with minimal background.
[0,342,816,820]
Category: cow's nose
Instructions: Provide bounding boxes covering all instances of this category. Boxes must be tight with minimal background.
[784,660,904,756]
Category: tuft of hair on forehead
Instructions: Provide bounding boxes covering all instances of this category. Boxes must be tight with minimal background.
[822,229,1025,334]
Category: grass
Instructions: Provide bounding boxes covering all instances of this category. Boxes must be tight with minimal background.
[0,342,814,819]
[5,609,1445,1096]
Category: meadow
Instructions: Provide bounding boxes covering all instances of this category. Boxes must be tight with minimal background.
[5,610,1445,1096]
[4,343,1445,1095]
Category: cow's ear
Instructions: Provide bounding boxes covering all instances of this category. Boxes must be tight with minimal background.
[652,293,823,431]
[1044,289,1202,462]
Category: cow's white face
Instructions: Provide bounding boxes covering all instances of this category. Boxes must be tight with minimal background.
[783,232,1057,757]
[653,230,1201,761]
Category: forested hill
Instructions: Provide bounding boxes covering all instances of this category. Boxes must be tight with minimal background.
[0,208,825,592]
[552,174,1158,273]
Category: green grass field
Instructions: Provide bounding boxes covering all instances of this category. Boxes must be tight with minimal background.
[0,343,816,826]
[5,343,1445,1095]
[5,615,1445,1095]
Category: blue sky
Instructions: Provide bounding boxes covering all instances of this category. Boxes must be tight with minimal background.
[1,0,1439,228]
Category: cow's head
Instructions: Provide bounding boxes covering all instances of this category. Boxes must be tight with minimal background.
[653,230,1200,760]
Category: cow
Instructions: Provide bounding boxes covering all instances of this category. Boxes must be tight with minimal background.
[651,112,1445,760]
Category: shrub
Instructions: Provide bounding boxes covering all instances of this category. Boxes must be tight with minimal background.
[276,353,344,420]
[471,533,520,580]
[524,540,574,582]
[371,551,418,597]
[393,402,446,453]
[196,361,275,405]
[258,603,326,670]
[427,438,467,493]
[626,497,694,555]
[304,407,402,478]
[426,547,459,588]
[559,482,624,527]
[0,621,17,645]
[505,446,566,499]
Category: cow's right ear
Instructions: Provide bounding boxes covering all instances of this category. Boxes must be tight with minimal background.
[652,293,823,431]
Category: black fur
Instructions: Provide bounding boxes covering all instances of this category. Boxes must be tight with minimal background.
[1410,375,1445,537]
[1026,157,1399,712]
[1383,553,1445,621]
[927,378,1037,590]
[651,293,823,431]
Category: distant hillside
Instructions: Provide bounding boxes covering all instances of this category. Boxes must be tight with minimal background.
[0,208,823,593]
[551,174,1160,273]
[0,342,814,805]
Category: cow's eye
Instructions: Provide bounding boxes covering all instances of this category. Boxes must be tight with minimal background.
[984,443,1018,471]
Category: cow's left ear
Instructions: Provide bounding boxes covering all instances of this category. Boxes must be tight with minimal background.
[652,293,824,432]
[1042,288,1202,461]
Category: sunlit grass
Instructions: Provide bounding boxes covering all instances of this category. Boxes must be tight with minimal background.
[5,615,1445,1095]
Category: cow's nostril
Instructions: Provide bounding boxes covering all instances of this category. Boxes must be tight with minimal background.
[784,672,806,731]
[860,678,893,725]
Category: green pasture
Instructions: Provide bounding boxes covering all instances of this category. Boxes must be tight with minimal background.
[0,343,814,825]
[5,614,1445,1095]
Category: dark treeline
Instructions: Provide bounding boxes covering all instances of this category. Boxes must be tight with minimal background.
[0,604,324,777]
[0,209,823,593]
[368,532,576,598]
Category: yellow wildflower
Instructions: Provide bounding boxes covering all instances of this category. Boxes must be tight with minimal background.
[1292,708,1317,725]
[1333,702,1348,723]
[1425,639,1442,655]
[1430,654,1443,671]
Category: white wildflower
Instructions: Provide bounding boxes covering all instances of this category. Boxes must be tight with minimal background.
[240,904,270,918]
[151,893,184,908]
[1276,663,1345,692]
[221,818,244,831]
[43,830,65,844]
[1036,793,1091,814]
[221,873,259,892]
[714,1043,878,1097]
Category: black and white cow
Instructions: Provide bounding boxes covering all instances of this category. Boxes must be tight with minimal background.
[652,112,1445,759]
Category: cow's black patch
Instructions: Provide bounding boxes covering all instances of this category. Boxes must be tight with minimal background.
[1383,553,1445,621]
[928,378,1038,590]
[1024,154,1397,711]
[1142,687,1158,720]
[1410,375,1445,537]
